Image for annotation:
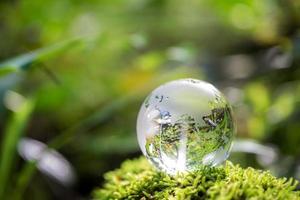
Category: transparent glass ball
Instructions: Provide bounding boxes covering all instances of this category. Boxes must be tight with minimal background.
[137,78,235,174]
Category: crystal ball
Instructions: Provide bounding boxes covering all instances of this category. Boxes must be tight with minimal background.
[136,78,235,174]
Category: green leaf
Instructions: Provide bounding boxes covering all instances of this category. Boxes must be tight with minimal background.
[0,38,85,77]
[12,161,37,200]
[0,98,35,200]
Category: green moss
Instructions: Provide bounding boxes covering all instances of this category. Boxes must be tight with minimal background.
[93,157,300,200]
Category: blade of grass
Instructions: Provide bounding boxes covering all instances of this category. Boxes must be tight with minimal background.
[0,37,85,77]
[12,161,37,200]
[0,98,35,200]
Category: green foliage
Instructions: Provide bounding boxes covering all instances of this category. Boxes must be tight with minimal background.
[0,0,299,199]
[93,157,300,200]
[0,38,84,76]
[0,98,35,200]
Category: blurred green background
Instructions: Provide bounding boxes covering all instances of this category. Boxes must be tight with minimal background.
[0,0,300,199]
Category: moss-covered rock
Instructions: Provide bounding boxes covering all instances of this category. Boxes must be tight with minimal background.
[93,157,300,200]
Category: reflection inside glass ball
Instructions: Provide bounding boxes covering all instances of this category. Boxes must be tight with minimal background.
[136,78,235,174]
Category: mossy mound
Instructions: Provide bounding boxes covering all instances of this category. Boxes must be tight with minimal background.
[93,157,300,200]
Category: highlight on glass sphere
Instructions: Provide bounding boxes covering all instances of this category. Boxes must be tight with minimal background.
[136,78,235,175]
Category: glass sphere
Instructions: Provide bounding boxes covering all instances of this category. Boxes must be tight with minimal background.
[136,78,235,174]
